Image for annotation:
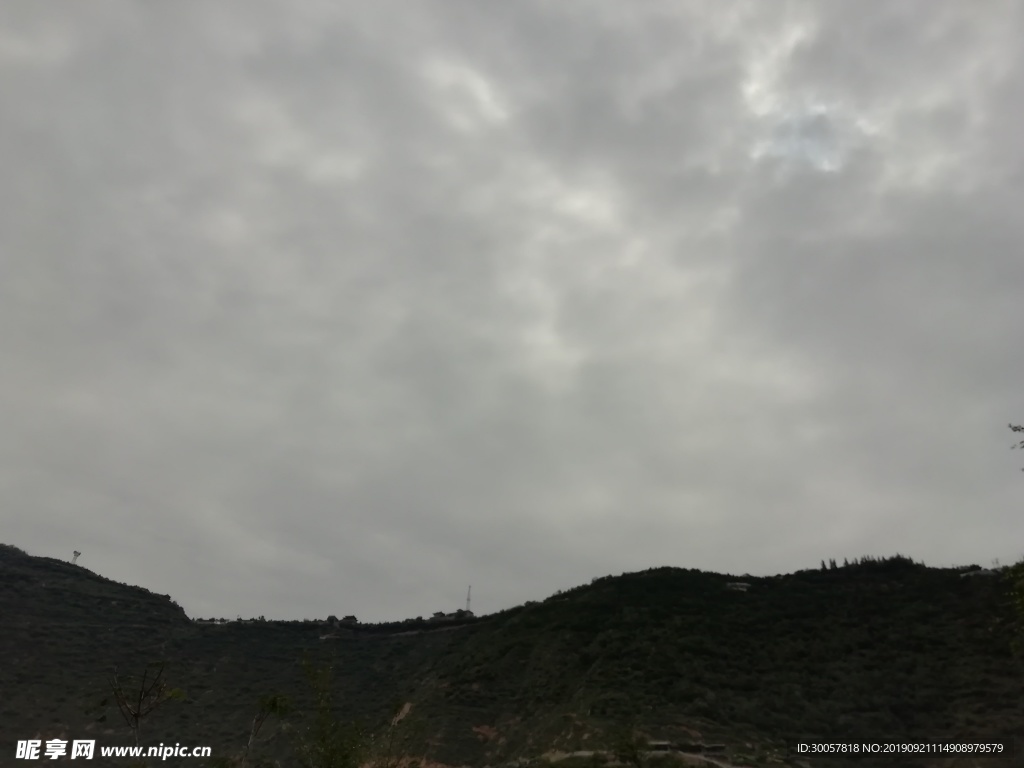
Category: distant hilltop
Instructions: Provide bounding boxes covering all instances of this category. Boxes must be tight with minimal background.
[3,542,1022,768]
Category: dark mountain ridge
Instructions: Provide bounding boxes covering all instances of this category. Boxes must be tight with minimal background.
[2,542,1022,768]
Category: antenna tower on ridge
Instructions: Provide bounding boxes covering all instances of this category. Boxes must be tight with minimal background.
[466,585,471,612]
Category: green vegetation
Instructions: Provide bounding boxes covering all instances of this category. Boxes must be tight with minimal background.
[3,546,1023,768]
[286,654,368,768]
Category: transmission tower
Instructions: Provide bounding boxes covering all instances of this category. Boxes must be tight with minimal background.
[466,585,471,613]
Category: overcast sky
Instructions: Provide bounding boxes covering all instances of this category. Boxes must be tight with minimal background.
[3,1,1024,624]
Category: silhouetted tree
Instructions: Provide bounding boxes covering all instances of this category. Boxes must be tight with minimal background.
[106,661,185,748]
[208,693,291,768]
[365,700,427,768]
[246,694,291,766]
[1011,424,1024,471]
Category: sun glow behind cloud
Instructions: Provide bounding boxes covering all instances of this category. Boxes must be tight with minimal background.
[741,19,877,176]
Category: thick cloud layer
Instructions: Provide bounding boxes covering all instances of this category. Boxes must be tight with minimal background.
[3,1,1023,622]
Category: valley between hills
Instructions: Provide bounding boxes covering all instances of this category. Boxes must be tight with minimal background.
[2,543,1023,768]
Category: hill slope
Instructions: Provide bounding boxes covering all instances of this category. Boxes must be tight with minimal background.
[2,544,1022,768]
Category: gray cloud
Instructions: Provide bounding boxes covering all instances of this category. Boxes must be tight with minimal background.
[3,1,1023,623]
